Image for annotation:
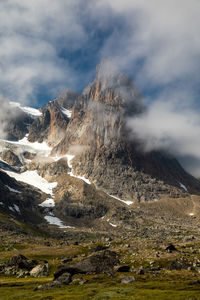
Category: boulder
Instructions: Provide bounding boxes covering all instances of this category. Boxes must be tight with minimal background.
[30,263,50,277]
[121,276,136,284]
[55,272,72,285]
[165,244,178,252]
[169,259,190,270]
[7,254,38,271]
[115,265,130,272]
[54,250,119,279]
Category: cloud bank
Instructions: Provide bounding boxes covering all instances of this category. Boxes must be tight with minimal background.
[0,0,89,104]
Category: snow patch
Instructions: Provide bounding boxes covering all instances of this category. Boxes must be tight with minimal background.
[109,222,117,227]
[52,153,91,184]
[60,107,72,118]
[44,215,74,229]
[179,182,188,192]
[39,198,55,208]
[65,154,91,184]
[66,154,75,168]
[8,206,15,212]
[5,185,21,194]
[18,136,52,152]
[109,195,133,206]
[13,204,20,213]
[5,170,57,195]
[68,171,91,185]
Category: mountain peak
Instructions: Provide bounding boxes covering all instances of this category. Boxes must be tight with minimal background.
[83,59,144,116]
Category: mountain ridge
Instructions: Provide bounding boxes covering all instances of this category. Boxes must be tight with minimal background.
[0,62,200,236]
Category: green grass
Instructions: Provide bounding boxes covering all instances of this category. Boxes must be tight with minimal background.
[1,275,200,300]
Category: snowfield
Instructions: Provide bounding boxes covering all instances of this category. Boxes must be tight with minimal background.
[10,135,52,152]
[44,215,74,229]
[5,170,57,196]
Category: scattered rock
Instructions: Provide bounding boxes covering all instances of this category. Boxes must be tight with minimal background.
[44,241,51,247]
[189,280,200,285]
[121,276,136,284]
[30,263,50,277]
[7,254,38,271]
[115,265,130,272]
[169,259,190,270]
[54,272,72,285]
[165,244,178,252]
[16,270,29,278]
[91,245,108,252]
[61,257,73,264]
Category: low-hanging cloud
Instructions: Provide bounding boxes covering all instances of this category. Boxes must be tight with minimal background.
[127,89,200,177]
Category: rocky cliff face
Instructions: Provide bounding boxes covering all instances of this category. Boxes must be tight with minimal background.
[28,91,79,147]
[50,62,200,201]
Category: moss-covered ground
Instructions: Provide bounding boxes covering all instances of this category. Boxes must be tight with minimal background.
[1,236,200,300]
[1,273,200,300]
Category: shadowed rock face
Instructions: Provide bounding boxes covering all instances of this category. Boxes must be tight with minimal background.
[0,170,44,225]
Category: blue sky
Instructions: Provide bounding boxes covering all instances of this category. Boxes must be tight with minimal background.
[1,0,200,176]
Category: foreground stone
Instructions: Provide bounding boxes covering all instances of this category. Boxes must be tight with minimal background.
[54,250,119,280]
[7,254,38,271]
[121,276,136,284]
[30,263,50,277]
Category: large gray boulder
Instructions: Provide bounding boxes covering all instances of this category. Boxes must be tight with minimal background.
[54,250,119,280]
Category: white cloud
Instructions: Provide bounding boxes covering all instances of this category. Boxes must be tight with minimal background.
[99,0,200,87]
[0,0,88,104]
[127,89,200,176]
[97,1,200,177]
